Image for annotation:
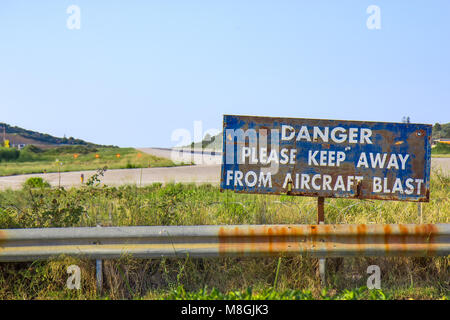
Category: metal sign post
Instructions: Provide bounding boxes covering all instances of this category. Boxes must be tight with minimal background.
[317,197,325,224]
[317,197,326,285]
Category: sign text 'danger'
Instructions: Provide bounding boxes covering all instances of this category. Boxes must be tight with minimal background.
[220,115,431,202]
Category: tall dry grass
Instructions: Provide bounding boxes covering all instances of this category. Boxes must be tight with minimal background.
[0,171,448,299]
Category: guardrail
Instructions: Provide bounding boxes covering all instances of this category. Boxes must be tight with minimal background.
[1,224,449,262]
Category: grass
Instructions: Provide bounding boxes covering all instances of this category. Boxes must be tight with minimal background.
[0,147,179,176]
[160,285,392,300]
[432,154,450,158]
[0,171,448,300]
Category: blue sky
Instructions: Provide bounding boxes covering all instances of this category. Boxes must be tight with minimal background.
[1,1,449,147]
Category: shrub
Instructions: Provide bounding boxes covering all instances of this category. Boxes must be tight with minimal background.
[17,145,43,162]
[0,147,19,162]
[23,177,51,189]
[126,162,137,169]
[45,145,98,155]
[22,145,44,153]
[432,142,450,154]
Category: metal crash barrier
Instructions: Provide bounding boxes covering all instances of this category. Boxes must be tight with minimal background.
[1,224,449,262]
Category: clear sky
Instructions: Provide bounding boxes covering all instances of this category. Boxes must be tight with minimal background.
[1,1,449,147]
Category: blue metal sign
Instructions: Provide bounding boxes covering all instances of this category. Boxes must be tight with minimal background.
[220,115,431,202]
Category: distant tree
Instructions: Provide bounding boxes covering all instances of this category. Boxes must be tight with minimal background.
[432,123,441,139]
[434,123,442,131]
[202,133,212,149]
[203,133,212,142]
[443,125,450,138]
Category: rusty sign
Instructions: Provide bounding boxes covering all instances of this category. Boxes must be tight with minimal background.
[220,115,432,202]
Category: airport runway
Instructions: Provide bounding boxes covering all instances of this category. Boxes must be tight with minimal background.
[0,148,221,190]
[0,149,448,190]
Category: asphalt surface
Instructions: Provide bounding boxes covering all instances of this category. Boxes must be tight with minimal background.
[0,149,448,190]
[0,148,221,190]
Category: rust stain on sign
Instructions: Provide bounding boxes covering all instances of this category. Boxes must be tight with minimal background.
[220,115,432,202]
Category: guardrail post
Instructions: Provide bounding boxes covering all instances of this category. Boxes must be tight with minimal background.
[96,259,103,295]
[95,224,103,295]
[317,197,326,286]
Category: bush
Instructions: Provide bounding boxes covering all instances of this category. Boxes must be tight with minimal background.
[45,145,98,155]
[22,145,44,153]
[17,145,43,162]
[23,177,51,189]
[432,142,450,154]
[0,147,19,162]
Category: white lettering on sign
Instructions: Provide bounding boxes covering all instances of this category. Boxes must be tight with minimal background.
[308,150,346,167]
[373,177,423,195]
[357,153,410,170]
[226,170,272,188]
[281,125,373,144]
[241,147,296,165]
[280,174,365,193]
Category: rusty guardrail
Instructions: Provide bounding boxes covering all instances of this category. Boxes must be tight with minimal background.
[0,224,449,262]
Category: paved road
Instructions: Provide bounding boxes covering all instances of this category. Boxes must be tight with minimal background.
[138,147,222,166]
[0,148,221,190]
[0,165,221,190]
[0,149,448,190]
[431,157,450,173]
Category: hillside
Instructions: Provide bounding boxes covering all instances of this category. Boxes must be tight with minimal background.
[432,122,450,139]
[187,132,222,151]
[0,122,114,148]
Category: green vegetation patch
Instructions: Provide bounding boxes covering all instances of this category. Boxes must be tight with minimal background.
[23,177,51,189]
[163,285,391,300]
[0,146,178,176]
[432,142,450,155]
[0,147,20,162]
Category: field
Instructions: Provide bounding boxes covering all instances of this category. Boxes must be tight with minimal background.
[0,171,448,300]
[0,146,178,176]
